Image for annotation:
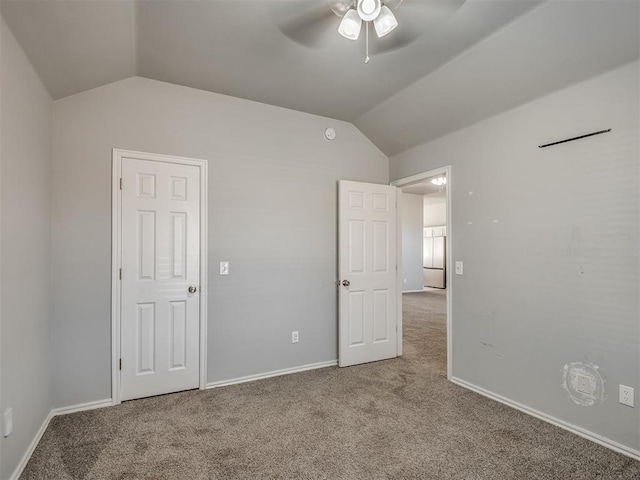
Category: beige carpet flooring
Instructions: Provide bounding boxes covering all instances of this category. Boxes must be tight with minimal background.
[21,290,640,479]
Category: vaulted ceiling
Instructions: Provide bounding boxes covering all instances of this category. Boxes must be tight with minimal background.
[2,0,638,156]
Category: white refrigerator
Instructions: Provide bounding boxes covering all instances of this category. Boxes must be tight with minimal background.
[423,227,446,289]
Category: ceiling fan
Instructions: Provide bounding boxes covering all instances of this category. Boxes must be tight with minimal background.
[277,0,465,63]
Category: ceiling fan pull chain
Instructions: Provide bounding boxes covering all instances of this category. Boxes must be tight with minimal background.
[365,21,370,63]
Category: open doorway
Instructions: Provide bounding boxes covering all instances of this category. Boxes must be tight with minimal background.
[393,167,451,378]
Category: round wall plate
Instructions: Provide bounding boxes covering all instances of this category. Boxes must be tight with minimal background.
[324,127,336,141]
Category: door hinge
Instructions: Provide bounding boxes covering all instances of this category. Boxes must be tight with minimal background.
[119,358,122,370]
[119,178,123,190]
[119,268,122,280]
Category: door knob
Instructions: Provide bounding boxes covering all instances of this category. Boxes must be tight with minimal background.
[342,280,350,287]
[188,285,197,294]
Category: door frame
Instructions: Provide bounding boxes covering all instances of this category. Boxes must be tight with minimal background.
[391,165,452,379]
[111,149,209,404]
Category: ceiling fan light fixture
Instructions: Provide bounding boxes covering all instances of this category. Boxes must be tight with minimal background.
[373,6,398,38]
[338,9,362,40]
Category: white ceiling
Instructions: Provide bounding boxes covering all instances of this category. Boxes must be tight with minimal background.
[2,0,638,157]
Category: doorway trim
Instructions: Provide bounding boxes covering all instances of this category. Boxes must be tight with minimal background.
[111,149,209,404]
[391,166,452,379]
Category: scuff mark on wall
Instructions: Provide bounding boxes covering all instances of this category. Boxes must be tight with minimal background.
[562,361,606,407]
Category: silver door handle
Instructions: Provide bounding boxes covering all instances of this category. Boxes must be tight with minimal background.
[342,280,350,287]
[188,285,197,294]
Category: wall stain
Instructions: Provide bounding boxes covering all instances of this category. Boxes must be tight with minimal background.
[562,360,606,407]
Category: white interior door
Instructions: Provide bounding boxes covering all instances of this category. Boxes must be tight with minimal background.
[338,180,398,367]
[120,157,201,401]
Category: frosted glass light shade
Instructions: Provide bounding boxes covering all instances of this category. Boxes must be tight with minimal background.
[374,6,398,37]
[338,9,362,40]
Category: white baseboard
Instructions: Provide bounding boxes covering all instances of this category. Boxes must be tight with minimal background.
[9,410,54,480]
[402,289,424,293]
[206,360,338,389]
[450,376,640,462]
[9,398,114,480]
[52,398,113,416]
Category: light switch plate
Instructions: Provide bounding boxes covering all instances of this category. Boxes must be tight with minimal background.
[455,261,463,275]
[220,261,229,275]
[3,408,13,437]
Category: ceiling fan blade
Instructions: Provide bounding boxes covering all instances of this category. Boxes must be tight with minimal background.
[328,0,355,17]
[277,4,339,48]
[384,0,404,9]
[387,0,466,15]
[372,0,465,54]
[370,29,419,54]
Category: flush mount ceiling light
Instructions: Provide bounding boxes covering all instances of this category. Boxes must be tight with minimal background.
[337,0,399,63]
[431,177,447,186]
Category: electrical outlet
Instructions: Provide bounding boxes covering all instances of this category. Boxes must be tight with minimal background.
[619,385,634,407]
[455,261,463,275]
[291,331,299,343]
[3,408,13,437]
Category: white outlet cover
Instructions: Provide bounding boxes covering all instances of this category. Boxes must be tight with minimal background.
[455,261,464,275]
[619,385,635,407]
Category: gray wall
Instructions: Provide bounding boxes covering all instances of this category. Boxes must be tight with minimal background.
[0,18,53,479]
[51,77,388,407]
[391,61,639,451]
[401,193,423,292]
